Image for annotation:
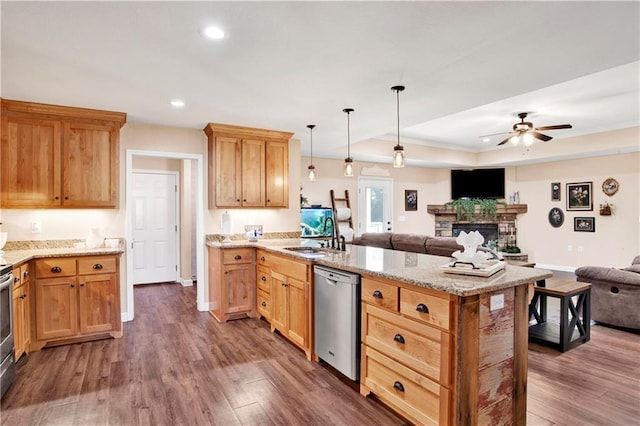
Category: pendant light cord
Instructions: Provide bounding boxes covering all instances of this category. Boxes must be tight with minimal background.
[396,89,400,148]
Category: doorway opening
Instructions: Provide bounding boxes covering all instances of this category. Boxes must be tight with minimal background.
[125,150,206,321]
[357,177,393,235]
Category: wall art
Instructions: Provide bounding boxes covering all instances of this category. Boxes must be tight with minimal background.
[574,217,595,232]
[601,177,619,196]
[405,189,418,211]
[567,182,593,211]
[551,182,561,201]
[548,207,564,228]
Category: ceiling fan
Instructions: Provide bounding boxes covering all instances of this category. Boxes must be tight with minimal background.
[497,112,572,146]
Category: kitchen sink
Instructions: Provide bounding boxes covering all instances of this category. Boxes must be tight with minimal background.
[283,246,327,258]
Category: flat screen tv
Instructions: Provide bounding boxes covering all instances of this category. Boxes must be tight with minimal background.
[451,168,505,199]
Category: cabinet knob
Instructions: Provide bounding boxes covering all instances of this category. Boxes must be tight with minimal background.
[51,266,62,273]
[23,271,29,278]
[64,196,69,200]
[372,290,383,299]
[261,301,267,307]
[236,199,240,202]
[54,196,60,200]
[234,255,242,260]
[243,199,247,202]
[80,283,85,287]
[21,294,27,299]
[70,284,75,288]
[393,381,405,392]
[393,334,405,344]
[261,276,267,282]
[13,276,20,284]
[93,264,104,270]
[267,199,270,203]
[416,303,429,314]
[260,256,266,262]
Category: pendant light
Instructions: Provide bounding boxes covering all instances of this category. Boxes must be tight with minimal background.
[307,124,316,181]
[343,108,355,177]
[391,85,405,168]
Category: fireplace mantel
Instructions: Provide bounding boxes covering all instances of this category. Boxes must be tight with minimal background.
[427,203,528,218]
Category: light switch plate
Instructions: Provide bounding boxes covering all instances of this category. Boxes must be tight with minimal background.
[31,221,42,234]
[490,293,504,311]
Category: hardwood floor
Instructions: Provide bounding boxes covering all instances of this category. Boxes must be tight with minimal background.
[2,282,639,425]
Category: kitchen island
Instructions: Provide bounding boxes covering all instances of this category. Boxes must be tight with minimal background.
[208,239,551,425]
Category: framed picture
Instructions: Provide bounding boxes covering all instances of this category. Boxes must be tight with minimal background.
[602,177,619,196]
[574,217,595,232]
[405,189,418,211]
[551,182,561,201]
[548,207,564,228]
[566,182,593,211]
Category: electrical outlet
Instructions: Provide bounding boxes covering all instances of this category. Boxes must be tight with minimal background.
[31,221,42,234]
[490,293,505,311]
[577,245,583,252]
[567,245,573,252]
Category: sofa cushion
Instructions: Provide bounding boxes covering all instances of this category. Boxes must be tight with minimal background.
[575,266,640,286]
[425,237,463,257]
[623,264,640,274]
[351,232,393,249]
[390,233,429,253]
[632,255,640,265]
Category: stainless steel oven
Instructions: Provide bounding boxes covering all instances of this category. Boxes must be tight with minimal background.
[0,265,15,398]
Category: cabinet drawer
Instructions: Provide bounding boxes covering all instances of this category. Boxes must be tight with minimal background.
[269,254,308,282]
[362,304,450,385]
[257,265,270,293]
[362,277,399,312]
[256,250,269,266]
[257,289,270,320]
[78,256,117,275]
[400,288,451,330]
[223,248,253,265]
[35,258,76,278]
[362,346,449,426]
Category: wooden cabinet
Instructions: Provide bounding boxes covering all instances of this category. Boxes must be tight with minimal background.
[12,263,31,361]
[360,275,456,425]
[256,250,271,321]
[32,255,122,350]
[1,99,126,208]
[204,123,292,209]
[208,246,256,322]
[259,250,313,359]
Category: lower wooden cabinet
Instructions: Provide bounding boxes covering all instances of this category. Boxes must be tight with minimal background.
[32,255,122,350]
[12,263,31,361]
[208,246,256,322]
[256,260,271,321]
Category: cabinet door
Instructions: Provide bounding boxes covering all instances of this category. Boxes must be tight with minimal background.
[270,271,288,332]
[214,136,242,207]
[12,283,24,360]
[223,264,254,314]
[241,139,266,207]
[62,122,118,208]
[287,277,309,348]
[36,277,78,340]
[1,117,61,208]
[78,273,119,334]
[265,140,288,207]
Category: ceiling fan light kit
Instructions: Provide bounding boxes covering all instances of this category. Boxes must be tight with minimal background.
[498,112,572,146]
[306,124,316,181]
[343,108,355,177]
[391,85,406,168]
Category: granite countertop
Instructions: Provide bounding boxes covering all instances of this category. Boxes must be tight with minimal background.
[208,239,552,297]
[1,247,125,268]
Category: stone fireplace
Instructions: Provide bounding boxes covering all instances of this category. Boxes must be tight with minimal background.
[452,223,499,247]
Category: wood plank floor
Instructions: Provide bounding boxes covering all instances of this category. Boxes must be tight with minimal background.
[2,282,639,425]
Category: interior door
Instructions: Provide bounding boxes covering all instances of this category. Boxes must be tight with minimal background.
[357,177,393,235]
[132,172,178,285]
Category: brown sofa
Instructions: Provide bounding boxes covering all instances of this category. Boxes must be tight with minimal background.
[575,255,640,330]
[350,232,478,257]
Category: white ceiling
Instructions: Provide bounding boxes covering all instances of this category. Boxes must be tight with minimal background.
[2,1,639,167]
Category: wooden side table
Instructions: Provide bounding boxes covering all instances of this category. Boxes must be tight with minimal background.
[528,278,591,352]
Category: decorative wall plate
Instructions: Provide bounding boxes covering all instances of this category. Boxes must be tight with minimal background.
[548,207,564,228]
[602,178,619,196]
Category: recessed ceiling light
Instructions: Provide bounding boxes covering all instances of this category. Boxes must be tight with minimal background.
[482,137,491,143]
[204,26,225,40]
[170,99,185,108]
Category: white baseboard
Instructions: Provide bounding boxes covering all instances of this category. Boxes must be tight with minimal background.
[180,277,194,287]
[121,311,134,322]
[534,263,577,273]
[198,301,210,312]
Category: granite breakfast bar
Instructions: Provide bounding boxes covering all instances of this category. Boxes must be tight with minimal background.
[210,239,552,425]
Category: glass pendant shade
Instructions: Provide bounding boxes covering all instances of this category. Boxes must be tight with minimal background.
[343,108,354,177]
[391,85,406,168]
[307,165,316,181]
[344,158,354,177]
[306,124,316,181]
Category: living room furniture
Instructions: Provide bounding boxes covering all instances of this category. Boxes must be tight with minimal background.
[574,255,640,329]
[351,232,496,258]
[529,278,591,352]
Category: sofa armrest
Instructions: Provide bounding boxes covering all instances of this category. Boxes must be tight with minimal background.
[575,266,640,286]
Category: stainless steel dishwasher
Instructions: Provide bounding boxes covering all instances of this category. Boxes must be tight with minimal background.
[314,265,361,381]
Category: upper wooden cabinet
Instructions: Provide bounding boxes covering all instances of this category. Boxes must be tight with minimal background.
[0,99,126,209]
[204,123,293,209]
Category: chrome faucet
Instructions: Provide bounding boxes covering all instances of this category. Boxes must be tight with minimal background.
[323,217,336,249]
[339,235,346,251]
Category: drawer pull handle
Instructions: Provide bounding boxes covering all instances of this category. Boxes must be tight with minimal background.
[70,284,75,288]
[372,290,383,299]
[14,277,20,284]
[393,381,405,392]
[261,276,267,282]
[234,255,242,260]
[51,266,62,273]
[393,334,405,344]
[93,264,104,270]
[23,271,29,278]
[416,303,429,314]
[260,256,266,262]
[261,301,267,307]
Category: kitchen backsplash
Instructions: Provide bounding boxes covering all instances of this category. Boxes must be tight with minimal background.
[4,238,124,251]
[206,231,300,243]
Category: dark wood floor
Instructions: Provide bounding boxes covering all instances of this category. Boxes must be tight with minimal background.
[2,282,639,425]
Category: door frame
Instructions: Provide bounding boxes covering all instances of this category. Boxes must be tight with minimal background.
[131,169,180,285]
[357,176,394,235]
[125,150,206,321]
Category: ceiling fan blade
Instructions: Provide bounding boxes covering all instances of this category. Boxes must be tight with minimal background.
[535,124,572,131]
[531,131,553,141]
[497,134,514,146]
